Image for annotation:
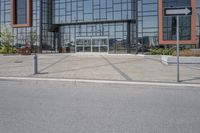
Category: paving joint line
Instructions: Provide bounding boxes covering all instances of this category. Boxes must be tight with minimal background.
[101,55,133,81]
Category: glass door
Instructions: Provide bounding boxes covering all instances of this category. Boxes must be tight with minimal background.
[76,39,84,52]
[100,38,108,53]
[76,37,109,53]
[84,39,91,52]
[92,39,100,52]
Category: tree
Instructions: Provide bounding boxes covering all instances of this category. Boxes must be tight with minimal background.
[0,24,14,53]
[27,30,38,53]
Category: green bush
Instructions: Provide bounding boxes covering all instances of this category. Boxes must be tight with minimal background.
[0,45,17,54]
[162,48,175,55]
[149,48,163,55]
[172,49,200,57]
[149,48,175,55]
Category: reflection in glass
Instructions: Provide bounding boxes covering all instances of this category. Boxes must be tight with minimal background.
[15,0,27,24]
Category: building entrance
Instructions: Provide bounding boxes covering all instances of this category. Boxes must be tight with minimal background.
[75,37,109,53]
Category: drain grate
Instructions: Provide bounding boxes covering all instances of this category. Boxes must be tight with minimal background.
[14,61,23,63]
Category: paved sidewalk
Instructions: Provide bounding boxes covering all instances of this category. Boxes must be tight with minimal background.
[0,54,199,84]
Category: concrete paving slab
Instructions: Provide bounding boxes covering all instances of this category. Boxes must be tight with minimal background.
[0,54,199,84]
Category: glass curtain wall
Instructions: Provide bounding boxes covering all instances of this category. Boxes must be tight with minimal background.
[138,0,158,52]
[40,0,54,52]
[59,23,128,54]
[0,0,41,50]
[52,0,133,24]
[0,0,12,41]
[52,0,137,54]
[163,0,191,41]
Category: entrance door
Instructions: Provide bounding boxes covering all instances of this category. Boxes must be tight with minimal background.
[76,39,84,52]
[92,39,99,52]
[75,37,109,53]
[84,39,91,52]
[100,38,108,52]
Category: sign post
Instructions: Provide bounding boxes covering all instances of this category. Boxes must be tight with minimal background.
[176,16,179,82]
[164,7,192,82]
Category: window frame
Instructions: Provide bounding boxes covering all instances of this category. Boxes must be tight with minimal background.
[11,0,32,27]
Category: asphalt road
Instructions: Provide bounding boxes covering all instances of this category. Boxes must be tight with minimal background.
[0,80,200,133]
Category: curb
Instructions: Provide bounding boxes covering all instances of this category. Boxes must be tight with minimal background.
[0,76,200,87]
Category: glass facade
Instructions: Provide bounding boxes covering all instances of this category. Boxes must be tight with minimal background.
[59,23,129,53]
[138,0,200,49]
[0,0,199,53]
[52,0,133,24]
[138,0,158,50]
[52,0,137,54]
[0,0,40,48]
[40,0,54,51]
[163,0,191,41]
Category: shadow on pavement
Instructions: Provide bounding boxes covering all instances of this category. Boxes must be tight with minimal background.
[39,55,70,73]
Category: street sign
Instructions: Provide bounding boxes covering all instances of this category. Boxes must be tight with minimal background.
[164,7,192,16]
[163,6,193,82]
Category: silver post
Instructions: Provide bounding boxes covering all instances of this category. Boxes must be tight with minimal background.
[33,54,38,74]
[176,16,180,82]
[198,13,200,49]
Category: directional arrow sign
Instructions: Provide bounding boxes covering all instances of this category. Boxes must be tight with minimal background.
[164,7,192,16]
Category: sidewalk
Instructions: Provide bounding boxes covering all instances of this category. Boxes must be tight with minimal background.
[0,53,199,84]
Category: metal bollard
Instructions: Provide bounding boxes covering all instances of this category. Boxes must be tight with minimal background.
[33,54,38,74]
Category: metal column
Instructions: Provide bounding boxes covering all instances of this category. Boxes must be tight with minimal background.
[176,16,180,82]
[127,21,131,53]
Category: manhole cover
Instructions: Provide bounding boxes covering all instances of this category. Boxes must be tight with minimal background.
[14,61,23,63]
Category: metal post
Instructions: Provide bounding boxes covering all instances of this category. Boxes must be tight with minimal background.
[99,39,100,53]
[83,40,84,52]
[127,21,131,53]
[176,16,180,82]
[135,0,139,54]
[33,54,38,74]
[91,37,92,53]
[107,37,109,54]
[198,13,200,49]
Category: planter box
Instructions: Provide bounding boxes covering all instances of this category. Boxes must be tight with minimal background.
[162,56,200,64]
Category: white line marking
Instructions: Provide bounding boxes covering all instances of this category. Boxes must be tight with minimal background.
[0,76,200,87]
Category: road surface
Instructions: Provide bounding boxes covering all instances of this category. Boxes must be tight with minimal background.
[0,79,200,133]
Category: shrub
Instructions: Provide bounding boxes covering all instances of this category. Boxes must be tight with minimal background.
[149,48,175,55]
[149,48,162,55]
[0,45,17,54]
[162,48,175,55]
[172,49,200,57]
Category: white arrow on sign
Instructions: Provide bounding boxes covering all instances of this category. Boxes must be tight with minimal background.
[166,8,191,15]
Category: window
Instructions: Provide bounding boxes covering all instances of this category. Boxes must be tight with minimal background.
[11,0,32,27]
